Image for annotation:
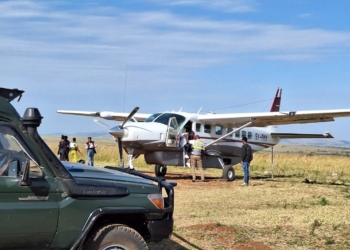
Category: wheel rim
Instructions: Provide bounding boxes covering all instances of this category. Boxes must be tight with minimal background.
[160,166,166,174]
[228,170,233,179]
[101,244,130,250]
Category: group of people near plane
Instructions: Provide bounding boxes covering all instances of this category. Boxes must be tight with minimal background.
[180,131,253,185]
[57,136,98,166]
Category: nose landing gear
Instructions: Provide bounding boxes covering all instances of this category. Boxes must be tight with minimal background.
[155,165,167,177]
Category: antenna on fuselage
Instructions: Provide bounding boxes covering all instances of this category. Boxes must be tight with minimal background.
[179,107,182,112]
[197,107,202,114]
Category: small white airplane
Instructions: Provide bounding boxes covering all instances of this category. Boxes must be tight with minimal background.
[57,88,349,181]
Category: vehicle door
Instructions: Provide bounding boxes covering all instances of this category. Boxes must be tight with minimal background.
[0,124,59,249]
[165,117,181,147]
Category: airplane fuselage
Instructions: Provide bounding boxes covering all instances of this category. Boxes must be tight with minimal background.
[117,112,280,168]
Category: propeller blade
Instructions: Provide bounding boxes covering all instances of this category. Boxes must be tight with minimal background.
[117,137,124,168]
[121,107,139,128]
[93,119,110,129]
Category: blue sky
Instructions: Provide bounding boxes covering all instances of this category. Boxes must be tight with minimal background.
[1,0,350,140]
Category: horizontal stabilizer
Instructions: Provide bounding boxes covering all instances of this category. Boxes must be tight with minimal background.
[271,132,333,139]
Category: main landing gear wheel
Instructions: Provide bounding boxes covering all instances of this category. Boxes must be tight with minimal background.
[222,165,235,182]
[154,165,167,177]
[84,224,148,250]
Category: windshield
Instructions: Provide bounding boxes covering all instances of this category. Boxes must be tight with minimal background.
[144,113,187,127]
[144,113,162,122]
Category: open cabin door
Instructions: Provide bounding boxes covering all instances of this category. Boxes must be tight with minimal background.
[166,117,180,147]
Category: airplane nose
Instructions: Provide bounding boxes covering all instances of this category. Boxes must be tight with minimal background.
[109,126,124,138]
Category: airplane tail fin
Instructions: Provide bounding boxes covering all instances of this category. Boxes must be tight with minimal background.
[270,88,282,112]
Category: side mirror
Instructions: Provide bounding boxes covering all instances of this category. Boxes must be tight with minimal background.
[20,161,32,186]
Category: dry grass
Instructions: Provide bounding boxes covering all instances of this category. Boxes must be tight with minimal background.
[44,136,350,249]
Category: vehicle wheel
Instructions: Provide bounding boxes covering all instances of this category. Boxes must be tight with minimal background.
[222,165,235,182]
[154,165,167,177]
[84,224,148,250]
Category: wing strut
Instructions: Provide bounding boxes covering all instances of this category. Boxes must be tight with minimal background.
[204,120,253,148]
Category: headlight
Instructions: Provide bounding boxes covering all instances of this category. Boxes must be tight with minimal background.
[148,194,164,209]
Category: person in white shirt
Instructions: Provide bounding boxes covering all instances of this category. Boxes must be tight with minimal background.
[85,137,97,166]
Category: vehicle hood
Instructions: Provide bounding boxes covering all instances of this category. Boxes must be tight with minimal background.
[62,162,154,186]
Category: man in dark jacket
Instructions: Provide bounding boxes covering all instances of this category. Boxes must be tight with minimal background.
[58,135,68,161]
[241,136,253,186]
[64,135,70,161]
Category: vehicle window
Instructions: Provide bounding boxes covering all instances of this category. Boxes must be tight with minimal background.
[242,130,247,138]
[196,123,201,132]
[0,125,41,178]
[153,113,187,128]
[144,113,162,122]
[248,131,252,139]
[235,131,240,138]
[227,128,233,134]
[204,125,211,133]
[168,117,179,130]
[215,126,222,135]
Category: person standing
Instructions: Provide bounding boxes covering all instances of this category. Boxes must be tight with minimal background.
[190,135,207,182]
[179,132,189,167]
[241,136,253,186]
[184,131,196,167]
[57,135,68,161]
[85,137,97,166]
[69,137,82,163]
[64,135,70,161]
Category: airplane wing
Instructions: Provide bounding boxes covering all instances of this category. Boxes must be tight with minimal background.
[271,132,333,139]
[198,109,350,128]
[56,110,152,122]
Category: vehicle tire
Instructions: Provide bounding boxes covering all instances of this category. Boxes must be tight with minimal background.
[222,165,235,182]
[154,165,167,177]
[84,224,148,250]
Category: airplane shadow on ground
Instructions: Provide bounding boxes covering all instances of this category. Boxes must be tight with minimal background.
[161,171,297,182]
[148,233,201,250]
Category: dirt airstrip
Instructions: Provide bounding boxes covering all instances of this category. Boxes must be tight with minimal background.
[148,172,276,250]
[147,170,350,250]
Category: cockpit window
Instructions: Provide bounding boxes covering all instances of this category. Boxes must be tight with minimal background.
[145,113,187,127]
[144,113,162,123]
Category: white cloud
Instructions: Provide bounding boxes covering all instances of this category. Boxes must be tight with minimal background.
[0,0,48,18]
[298,13,312,19]
[0,1,350,91]
[149,0,257,13]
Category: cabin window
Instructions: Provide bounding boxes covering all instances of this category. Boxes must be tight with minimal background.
[235,131,240,138]
[248,131,252,139]
[204,124,211,133]
[227,128,233,135]
[242,130,247,138]
[215,126,222,135]
[196,123,201,132]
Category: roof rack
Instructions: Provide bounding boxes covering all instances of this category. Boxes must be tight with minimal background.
[0,87,24,102]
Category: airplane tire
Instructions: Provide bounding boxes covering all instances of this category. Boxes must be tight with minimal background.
[222,165,235,182]
[155,165,167,177]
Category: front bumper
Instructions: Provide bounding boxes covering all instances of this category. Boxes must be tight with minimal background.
[148,218,174,241]
[105,166,176,241]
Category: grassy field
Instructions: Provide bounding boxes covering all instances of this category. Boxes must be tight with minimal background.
[44,136,350,249]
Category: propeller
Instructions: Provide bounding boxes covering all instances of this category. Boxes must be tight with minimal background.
[109,107,139,168]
